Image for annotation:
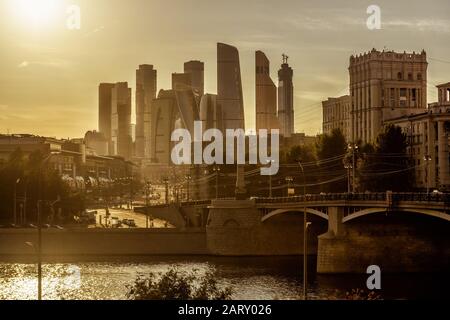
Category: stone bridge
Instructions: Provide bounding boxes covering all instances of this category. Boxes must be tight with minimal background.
[137,193,450,273]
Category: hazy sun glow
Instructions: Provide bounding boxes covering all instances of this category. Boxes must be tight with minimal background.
[10,0,61,28]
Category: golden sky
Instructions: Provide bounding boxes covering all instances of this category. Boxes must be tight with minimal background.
[0,0,449,138]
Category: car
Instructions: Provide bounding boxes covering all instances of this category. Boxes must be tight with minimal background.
[128,219,137,227]
[111,217,121,228]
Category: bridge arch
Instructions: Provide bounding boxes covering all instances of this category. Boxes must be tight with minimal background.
[343,208,450,223]
[261,208,328,223]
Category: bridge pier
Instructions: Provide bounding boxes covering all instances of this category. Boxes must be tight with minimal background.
[317,208,450,274]
[206,200,326,256]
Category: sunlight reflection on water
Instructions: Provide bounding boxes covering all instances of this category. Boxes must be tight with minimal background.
[0,258,446,300]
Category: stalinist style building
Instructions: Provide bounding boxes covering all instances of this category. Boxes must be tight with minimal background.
[349,49,428,144]
[322,95,351,141]
[255,51,279,131]
[278,55,294,137]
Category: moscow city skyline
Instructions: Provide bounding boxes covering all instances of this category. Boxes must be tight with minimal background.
[1,0,450,138]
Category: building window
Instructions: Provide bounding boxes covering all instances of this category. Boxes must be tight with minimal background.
[417,73,422,81]
[397,72,403,80]
[408,73,413,81]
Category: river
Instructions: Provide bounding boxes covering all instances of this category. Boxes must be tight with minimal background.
[0,256,447,300]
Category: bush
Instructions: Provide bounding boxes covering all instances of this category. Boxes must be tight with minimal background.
[126,267,233,300]
[345,289,382,300]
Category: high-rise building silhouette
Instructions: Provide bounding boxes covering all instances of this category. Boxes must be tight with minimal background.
[98,83,115,146]
[172,73,192,90]
[111,82,132,160]
[136,65,157,159]
[349,49,428,143]
[255,51,279,131]
[217,43,245,131]
[278,54,294,137]
[149,90,178,164]
[217,43,246,198]
[184,60,205,98]
[200,94,221,132]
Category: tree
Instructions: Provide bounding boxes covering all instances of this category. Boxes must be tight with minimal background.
[126,267,233,300]
[316,129,348,193]
[285,144,316,164]
[358,125,414,192]
[0,148,84,224]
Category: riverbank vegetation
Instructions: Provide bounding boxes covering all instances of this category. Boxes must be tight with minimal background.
[126,267,233,300]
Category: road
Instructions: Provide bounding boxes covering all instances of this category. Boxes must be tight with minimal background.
[92,207,174,229]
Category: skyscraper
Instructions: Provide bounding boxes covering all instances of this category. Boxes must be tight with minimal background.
[278,54,294,137]
[98,83,115,143]
[255,51,279,131]
[217,43,246,198]
[111,82,132,160]
[217,43,245,131]
[149,90,179,164]
[172,73,192,90]
[199,94,221,132]
[184,60,204,98]
[136,64,157,159]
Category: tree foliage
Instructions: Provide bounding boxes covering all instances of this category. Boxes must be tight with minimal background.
[0,148,84,224]
[316,129,348,193]
[126,267,233,300]
[358,125,415,192]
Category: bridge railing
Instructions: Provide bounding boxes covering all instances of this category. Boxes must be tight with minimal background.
[253,192,450,204]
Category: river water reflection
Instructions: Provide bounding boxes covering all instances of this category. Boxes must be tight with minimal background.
[0,256,447,300]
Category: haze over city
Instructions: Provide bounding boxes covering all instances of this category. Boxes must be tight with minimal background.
[0,0,449,138]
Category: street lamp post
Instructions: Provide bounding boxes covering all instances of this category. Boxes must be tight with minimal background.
[297,160,308,300]
[424,155,432,194]
[186,175,192,201]
[213,167,221,199]
[35,151,59,300]
[285,176,293,197]
[14,178,20,225]
[344,163,352,193]
[267,160,274,198]
[163,178,169,204]
[348,144,359,193]
[37,199,43,300]
[129,176,133,210]
[144,181,150,228]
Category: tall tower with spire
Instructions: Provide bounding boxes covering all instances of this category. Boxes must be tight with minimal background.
[277,54,294,137]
